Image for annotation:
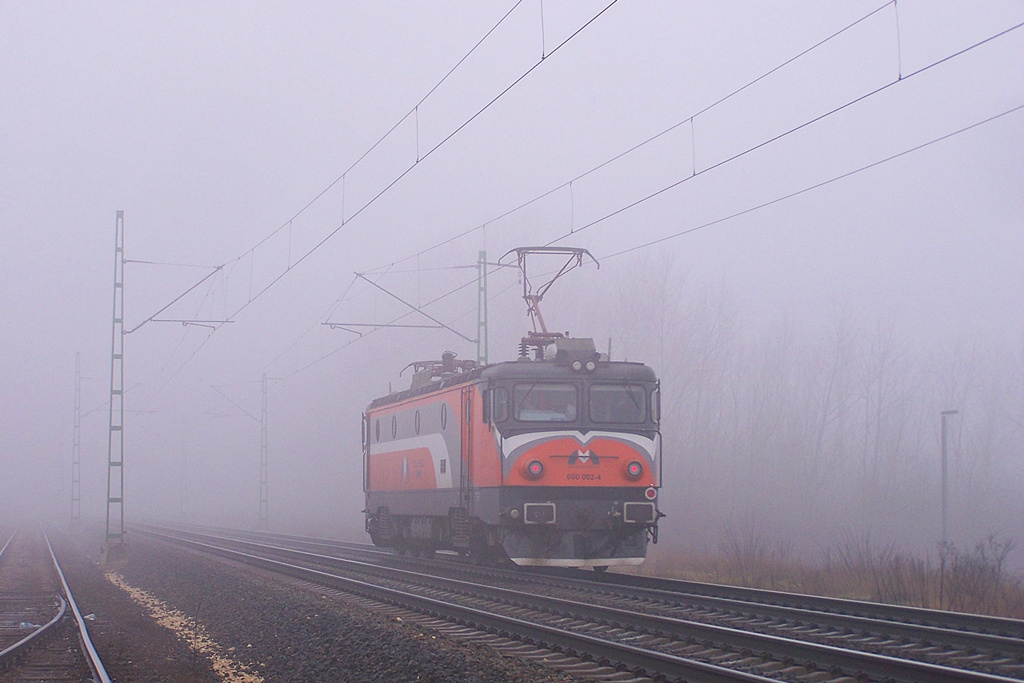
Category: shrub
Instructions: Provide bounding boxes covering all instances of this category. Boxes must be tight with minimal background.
[942,535,1019,615]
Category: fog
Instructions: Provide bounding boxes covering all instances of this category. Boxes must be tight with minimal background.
[2,3,1022,567]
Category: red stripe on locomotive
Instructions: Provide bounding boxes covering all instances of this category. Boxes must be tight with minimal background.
[506,435,656,487]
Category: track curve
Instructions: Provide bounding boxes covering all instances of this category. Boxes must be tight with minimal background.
[0,526,111,682]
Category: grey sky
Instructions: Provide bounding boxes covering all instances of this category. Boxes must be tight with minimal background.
[1,2,1021,534]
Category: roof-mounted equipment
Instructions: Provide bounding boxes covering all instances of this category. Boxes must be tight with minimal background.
[500,246,599,360]
[403,351,476,389]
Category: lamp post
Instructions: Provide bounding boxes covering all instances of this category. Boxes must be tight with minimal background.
[939,408,958,608]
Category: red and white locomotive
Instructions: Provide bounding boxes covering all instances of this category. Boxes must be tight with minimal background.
[362,248,662,569]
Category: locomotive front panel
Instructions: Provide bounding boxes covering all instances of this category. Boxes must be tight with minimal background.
[483,362,662,568]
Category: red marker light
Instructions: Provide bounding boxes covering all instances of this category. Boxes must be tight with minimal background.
[526,460,544,479]
[626,461,643,479]
[645,487,657,500]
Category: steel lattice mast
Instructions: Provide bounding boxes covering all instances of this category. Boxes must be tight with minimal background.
[259,372,269,530]
[72,351,82,525]
[477,250,488,366]
[106,210,126,550]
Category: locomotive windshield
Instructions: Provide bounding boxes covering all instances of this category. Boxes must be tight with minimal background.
[514,383,577,422]
[507,381,652,425]
[589,384,646,423]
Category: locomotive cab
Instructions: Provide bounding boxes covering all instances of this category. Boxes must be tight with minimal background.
[482,338,662,567]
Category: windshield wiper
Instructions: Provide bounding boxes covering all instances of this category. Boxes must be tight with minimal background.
[516,383,537,414]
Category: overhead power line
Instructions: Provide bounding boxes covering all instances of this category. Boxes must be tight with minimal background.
[278,102,1023,382]
[125,2,524,340]
[367,6,1022,283]
[245,1,526,256]
[355,273,476,343]
[255,10,1022,383]
[124,260,221,268]
[281,267,501,382]
[252,1,905,381]
[600,103,1024,262]
[546,19,1024,248]
[154,4,1020,394]
[138,1,621,393]
[216,0,621,327]
[125,266,223,335]
[362,0,898,276]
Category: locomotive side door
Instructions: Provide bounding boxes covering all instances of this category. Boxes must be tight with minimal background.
[361,412,370,493]
[460,386,472,515]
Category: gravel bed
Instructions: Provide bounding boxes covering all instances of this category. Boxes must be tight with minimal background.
[49,527,220,682]
[114,531,579,683]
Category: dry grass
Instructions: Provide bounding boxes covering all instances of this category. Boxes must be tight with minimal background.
[629,530,1024,619]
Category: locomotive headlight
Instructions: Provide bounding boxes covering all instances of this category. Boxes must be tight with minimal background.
[525,460,545,479]
[571,360,583,372]
[585,360,597,372]
[625,460,643,479]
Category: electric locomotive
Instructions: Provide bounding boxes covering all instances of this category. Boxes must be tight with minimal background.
[362,248,662,569]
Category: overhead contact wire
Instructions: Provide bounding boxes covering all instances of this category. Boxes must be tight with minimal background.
[364,0,895,275]
[282,264,511,381]
[546,19,1024,247]
[217,0,616,326]
[244,1,525,256]
[137,0,616,385]
[601,104,1024,262]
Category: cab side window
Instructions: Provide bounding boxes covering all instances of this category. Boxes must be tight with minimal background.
[493,387,509,421]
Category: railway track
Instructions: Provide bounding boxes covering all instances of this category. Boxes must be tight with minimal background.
[0,526,110,682]
[140,524,1024,683]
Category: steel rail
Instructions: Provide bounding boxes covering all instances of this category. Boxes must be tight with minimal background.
[580,567,1024,638]
[44,530,111,683]
[140,528,777,682]
[0,529,15,565]
[542,569,1024,657]
[191,524,1024,657]
[0,596,67,661]
[144,527,1022,683]
[0,527,69,667]
[184,525,381,557]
